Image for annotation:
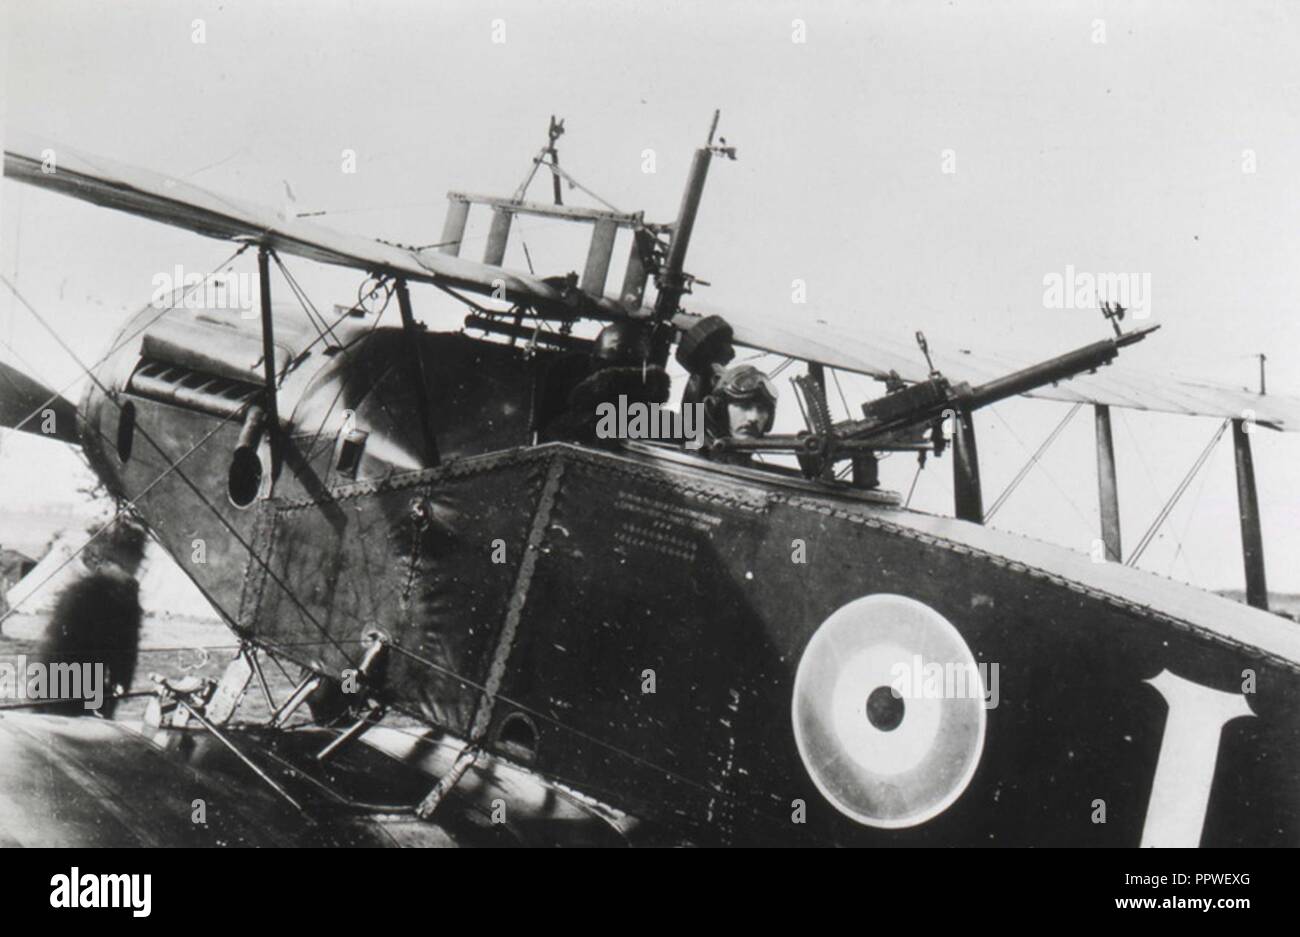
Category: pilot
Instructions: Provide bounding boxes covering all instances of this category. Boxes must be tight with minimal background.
[703,363,778,464]
[541,320,670,446]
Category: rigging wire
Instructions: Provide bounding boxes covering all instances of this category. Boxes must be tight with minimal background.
[830,367,852,420]
[380,640,822,840]
[1127,418,1230,568]
[1116,407,1189,564]
[2,268,831,840]
[1,274,353,662]
[0,330,109,502]
[192,625,829,841]
[539,160,626,215]
[271,252,341,349]
[988,404,1094,533]
[0,690,155,711]
[512,215,538,275]
[1,274,809,839]
[1118,408,1163,499]
[1165,438,1219,580]
[985,402,1083,522]
[904,460,923,508]
[0,402,244,628]
[21,638,402,660]
[0,247,250,618]
[0,244,252,438]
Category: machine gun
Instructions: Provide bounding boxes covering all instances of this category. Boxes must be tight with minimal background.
[710,324,1160,471]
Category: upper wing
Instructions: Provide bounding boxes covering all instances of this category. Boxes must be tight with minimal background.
[680,307,1300,431]
[2,132,595,312]
[10,133,1293,429]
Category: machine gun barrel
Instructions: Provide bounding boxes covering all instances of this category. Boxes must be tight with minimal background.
[654,111,730,328]
[708,326,1159,463]
[654,145,712,324]
[963,324,1158,410]
[833,324,1159,445]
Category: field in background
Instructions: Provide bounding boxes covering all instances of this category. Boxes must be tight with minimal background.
[0,612,300,723]
[2,585,1295,728]
[1215,591,1300,621]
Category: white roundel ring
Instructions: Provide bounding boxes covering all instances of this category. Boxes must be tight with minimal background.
[791,594,986,828]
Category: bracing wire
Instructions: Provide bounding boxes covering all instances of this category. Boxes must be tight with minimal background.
[985,402,1083,522]
[1127,419,1230,567]
[0,244,252,437]
[1,274,353,661]
[2,267,832,842]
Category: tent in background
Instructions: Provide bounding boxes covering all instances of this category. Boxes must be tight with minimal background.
[4,526,221,624]
[0,548,36,616]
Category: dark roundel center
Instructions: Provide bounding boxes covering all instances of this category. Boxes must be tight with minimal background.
[866,686,905,731]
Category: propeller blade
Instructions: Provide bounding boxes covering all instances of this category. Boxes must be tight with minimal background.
[0,360,80,444]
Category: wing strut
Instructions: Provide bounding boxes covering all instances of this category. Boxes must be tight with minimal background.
[952,409,983,523]
[1094,404,1122,562]
[256,246,282,478]
[394,279,440,467]
[1232,419,1268,610]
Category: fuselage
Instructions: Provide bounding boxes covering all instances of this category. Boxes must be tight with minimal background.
[72,301,1300,846]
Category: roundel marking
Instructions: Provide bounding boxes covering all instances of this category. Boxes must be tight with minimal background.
[791,593,986,829]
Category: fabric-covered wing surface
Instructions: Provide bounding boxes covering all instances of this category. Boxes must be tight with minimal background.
[9,133,1295,430]
[681,308,1300,431]
[2,132,569,308]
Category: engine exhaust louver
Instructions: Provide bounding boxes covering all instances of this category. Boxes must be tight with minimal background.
[126,358,261,419]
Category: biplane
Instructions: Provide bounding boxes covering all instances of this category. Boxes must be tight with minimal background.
[0,115,1297,847]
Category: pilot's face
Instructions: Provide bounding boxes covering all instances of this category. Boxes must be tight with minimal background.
[728,400,771,438]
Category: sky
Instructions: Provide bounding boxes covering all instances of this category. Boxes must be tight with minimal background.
[2,0,1299,591]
